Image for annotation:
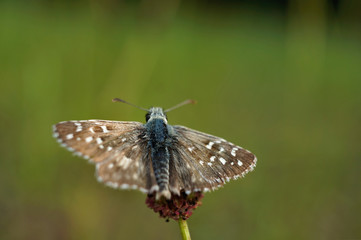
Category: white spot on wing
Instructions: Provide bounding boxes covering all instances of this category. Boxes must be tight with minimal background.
[101,125,109,133]
[67,146,74,152]
[122,138,126,142]
[237,160,243,166]
[107,146,112,151]
[249,164,255,171]
[219,147,224,153]
[219,157,226,165]
[118,156,132,169]
[199,160,204,166]
[231,147,238,157]
[97,175,103,182]
[206,141,214,149]
[73,152,83,157]
[96,137,102,144]
[89,127,95,133]
[85,136,93,143]
[121,184,130,189]
[139,187,148,193]
[210,156,216,162]
[188,147,194,152]
[106,182,118,188]
[66,134,73,140]
[74,123,82,132]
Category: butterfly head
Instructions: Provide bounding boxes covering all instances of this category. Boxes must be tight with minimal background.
[146,107,168,124]
[112,98,195,124]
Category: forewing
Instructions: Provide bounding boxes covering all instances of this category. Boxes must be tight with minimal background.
[53,120,155,192]
[169,125,257,193]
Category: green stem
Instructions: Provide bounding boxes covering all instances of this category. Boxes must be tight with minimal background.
[178,218,191,240]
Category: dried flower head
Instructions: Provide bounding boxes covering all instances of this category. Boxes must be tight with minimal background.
[146,190,204,221]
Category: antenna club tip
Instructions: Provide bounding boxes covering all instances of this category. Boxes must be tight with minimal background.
[112,98,122,103]
[189,99,197,105]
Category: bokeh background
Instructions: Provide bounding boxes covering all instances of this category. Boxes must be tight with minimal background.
[1,0,360,239]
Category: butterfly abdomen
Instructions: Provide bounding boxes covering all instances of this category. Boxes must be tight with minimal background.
[151,146,171,199]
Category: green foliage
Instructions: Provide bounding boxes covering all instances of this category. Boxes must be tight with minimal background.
[0,2,360,239]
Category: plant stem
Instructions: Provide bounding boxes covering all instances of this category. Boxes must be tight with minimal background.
[178,218,191,240]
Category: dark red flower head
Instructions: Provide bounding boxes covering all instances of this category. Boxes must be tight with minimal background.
[146,190,204,221]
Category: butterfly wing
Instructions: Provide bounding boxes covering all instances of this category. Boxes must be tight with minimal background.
[169,125,257,193]
[53,120,257,195]
[53,120,156,193]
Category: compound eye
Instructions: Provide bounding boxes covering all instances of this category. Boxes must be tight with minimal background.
[145,112,151,122]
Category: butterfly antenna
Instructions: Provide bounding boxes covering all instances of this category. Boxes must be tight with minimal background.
[112,98,149,111]
[164,99,197,113]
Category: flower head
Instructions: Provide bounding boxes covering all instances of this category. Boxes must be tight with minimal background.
[146,190,204,221]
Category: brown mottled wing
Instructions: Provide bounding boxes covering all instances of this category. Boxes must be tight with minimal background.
[168,125,257,194]
[53,120,156,193]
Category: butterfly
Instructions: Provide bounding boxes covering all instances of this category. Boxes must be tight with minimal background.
[53,99,257,199]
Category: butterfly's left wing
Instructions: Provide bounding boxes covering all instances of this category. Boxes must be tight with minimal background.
[168,125,257,194]
[53,120,157,193]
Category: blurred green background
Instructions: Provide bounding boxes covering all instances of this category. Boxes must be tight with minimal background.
[1,0,360,239]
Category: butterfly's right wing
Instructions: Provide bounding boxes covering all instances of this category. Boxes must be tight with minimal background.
[53,120,157,193]
[168,125,257,194]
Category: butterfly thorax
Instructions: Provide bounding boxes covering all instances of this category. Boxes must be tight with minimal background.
[146,109,169,147]
[145,107,173,199]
